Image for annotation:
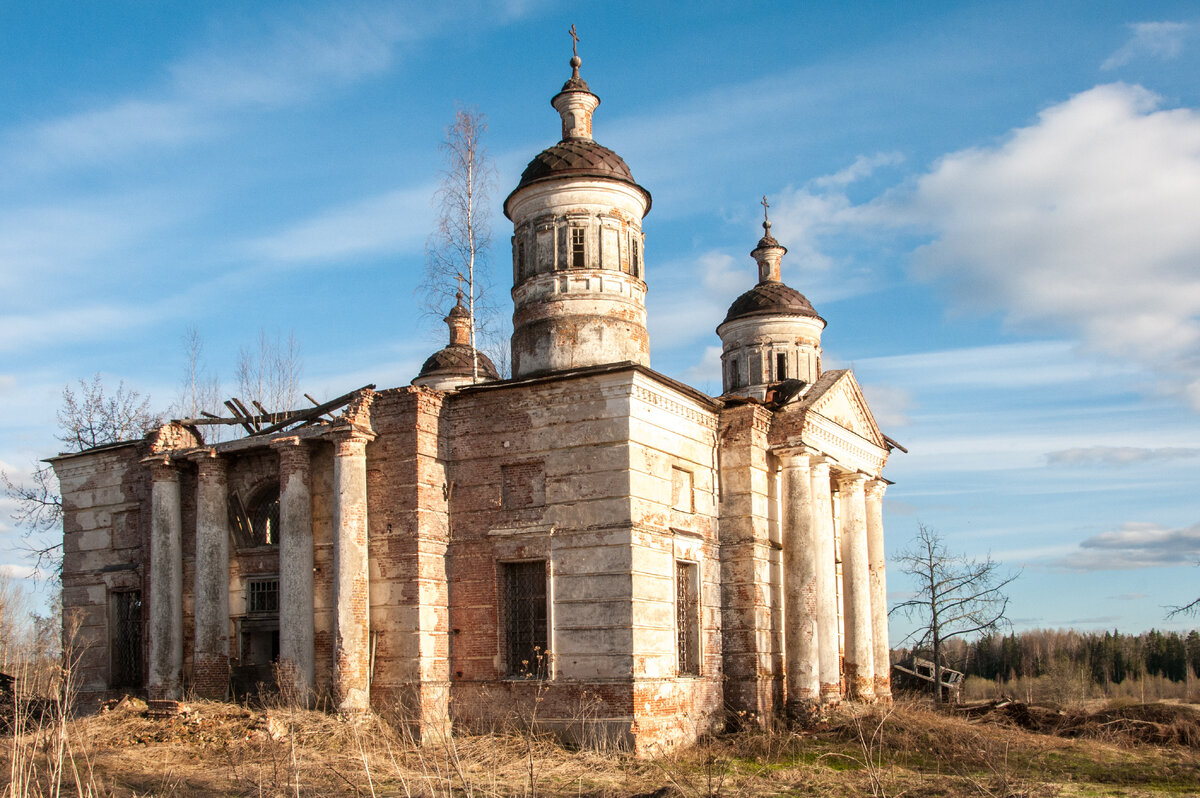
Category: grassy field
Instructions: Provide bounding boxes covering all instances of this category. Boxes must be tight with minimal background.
[3,697,1199,796]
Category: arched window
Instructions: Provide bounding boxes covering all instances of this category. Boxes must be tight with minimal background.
[231,483,280,548]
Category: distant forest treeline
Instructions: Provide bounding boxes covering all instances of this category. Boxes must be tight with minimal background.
[901,628,1200,685]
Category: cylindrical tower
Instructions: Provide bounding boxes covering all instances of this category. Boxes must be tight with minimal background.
[717,206,826,399]
[503,52,652,379]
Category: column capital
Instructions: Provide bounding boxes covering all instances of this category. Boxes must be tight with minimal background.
[142,454,179,480]
[865,479,888,500]
[834,470,869,491]
[327,424,376,455]
[187,448,228,472]
[773,446,812,469]
[809,457,831,478]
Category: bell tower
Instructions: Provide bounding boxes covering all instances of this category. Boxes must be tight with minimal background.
[503,30,652,379]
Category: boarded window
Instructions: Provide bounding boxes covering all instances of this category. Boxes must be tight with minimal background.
[672,467,694,512]
[502,561,548,676]
[570,227,586,269]
[110,590,142,688]
[676,561,700,676]
[502,462,545,509]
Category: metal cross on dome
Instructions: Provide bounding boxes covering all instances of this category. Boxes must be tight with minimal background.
[761,195,771,223]
[569,24,580,58]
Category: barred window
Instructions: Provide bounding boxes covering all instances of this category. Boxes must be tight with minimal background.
[110,590,142,688]
[502,561,548,677]
[570,227,586,269]
[676,561,700,676]
[247,577,279,615]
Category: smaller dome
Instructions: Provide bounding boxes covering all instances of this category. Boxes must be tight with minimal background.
[417,345,500,381]
[722,282,822,325]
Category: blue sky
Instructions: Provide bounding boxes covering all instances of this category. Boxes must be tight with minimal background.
[2,1,1198,640]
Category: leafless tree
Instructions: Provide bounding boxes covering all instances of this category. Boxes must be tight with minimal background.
[236,329,302,414]
[1167,588,1200,618]
[2,375,160,575]
[421,107,504,380]
[891,524,1020,703]
[173,326,223,424]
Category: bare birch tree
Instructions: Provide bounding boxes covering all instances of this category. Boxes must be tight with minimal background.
[421,107,502,381]
[173,326,222,421]
[236,329,302,414]
[891,524,1020,703]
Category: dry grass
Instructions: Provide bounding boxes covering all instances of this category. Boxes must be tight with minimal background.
[3,698,1199,797]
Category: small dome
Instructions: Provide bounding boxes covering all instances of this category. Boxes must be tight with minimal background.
[416,345,500,382]
[722,282,822,325]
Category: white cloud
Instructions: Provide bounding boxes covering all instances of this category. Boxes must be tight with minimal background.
[1046,446,1200,467]
[859,383,912,428]
[812,152,904,188]
[1051,521,1200,571]
[246,185,435,263]
[894,84,1200,409]
[1102,21,1191,70]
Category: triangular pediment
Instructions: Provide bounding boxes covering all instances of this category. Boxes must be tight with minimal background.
[794,369,886,449]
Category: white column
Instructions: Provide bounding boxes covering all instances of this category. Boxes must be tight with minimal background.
[866,479,891,701]
[331,428,374,713]
[809,458,841,704]
[275,437,315,700]
[191,451,230,698]
[780,450,819,710]
[837,472,875,702]
[147,457,183,699]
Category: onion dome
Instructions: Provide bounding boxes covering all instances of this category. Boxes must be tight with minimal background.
[413,291,499,389]
[504,41,650,217]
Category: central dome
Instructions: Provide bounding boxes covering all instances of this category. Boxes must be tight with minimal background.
[516,138,637,190]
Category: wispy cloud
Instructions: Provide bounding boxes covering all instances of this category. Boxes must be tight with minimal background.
[245,185,435,263]
[1050,521,1200,571]
[1102,21,1191,70]
[1046,446,1200,467]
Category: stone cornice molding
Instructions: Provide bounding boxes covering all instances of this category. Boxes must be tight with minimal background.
[802,413,886,476]
[630,379,720,430]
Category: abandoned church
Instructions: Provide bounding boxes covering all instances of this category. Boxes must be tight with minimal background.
[52,49,898,753]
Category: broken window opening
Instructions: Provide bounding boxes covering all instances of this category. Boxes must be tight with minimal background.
[502,560,549,677]
[776,352,788,381]
[230,483,280,548]
[676,561,700,676]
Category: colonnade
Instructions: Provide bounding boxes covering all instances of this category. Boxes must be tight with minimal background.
[778,449,890,709]
[144,426,374,713]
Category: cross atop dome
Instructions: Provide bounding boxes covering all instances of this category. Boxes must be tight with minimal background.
[553,24,599,141]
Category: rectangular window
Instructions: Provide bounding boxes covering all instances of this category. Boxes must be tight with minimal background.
[631,237,640,277]
[676,561,700,676]
[776,352,788,381]
[110,590,142,688]
[728,358,739,390]
[672,467,694,512]
[570,227,586,269]
[516,238,527,280]
[502,560,549,677]
[247,577,280,614]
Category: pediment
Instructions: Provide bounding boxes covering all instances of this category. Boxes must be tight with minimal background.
[794,369,886,449]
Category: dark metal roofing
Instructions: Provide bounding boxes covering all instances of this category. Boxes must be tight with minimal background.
[417,345,500,381]
[515,138,639,191]
[721,282,823,325]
